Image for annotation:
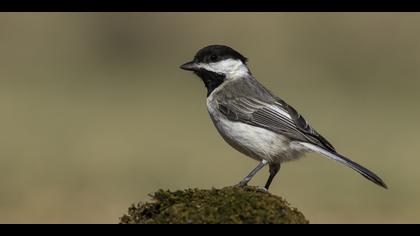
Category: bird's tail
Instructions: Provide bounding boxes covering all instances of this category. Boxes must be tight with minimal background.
[300,142,388,189]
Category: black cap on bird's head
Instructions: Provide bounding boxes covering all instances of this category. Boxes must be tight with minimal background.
[180,45,248,71]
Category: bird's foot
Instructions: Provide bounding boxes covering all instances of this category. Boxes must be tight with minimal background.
[256,186,269,193]
[234,181,248,188]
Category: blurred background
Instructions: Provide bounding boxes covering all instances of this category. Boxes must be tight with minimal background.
[0,13,419,223]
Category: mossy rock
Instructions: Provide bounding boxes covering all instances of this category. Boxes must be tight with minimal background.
[120,186,309,224]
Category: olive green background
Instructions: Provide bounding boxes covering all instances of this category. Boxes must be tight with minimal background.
[0,13,418,223]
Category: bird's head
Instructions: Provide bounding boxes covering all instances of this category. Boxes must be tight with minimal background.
[180,45,250,96]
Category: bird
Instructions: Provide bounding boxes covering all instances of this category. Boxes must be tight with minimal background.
[180,44,387,191]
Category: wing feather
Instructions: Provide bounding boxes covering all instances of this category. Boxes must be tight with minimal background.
[218,97,336,152]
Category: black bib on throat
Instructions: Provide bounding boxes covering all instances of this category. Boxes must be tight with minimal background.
[194,69,226,97]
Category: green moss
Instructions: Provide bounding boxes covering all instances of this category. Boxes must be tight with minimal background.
[120,186,309,224]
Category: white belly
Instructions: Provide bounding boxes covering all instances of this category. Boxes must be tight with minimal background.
[206,100,305,163]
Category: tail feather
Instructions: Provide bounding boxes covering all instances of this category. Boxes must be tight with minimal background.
[300,142,388,189]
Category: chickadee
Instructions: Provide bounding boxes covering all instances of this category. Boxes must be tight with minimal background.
[180,45,387,191]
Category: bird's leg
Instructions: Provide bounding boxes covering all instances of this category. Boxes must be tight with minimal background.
[236,160,268,187]
[264,163,281,190]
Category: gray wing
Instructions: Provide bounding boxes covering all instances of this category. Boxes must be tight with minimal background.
[217,96,336,152]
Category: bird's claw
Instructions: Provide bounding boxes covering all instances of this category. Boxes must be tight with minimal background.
[234,181,248,188]
[256,187,269,193]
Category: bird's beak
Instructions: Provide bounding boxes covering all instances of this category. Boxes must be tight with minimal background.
[180,61,199,71]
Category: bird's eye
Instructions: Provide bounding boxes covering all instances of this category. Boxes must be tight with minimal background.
[210,55,218,62]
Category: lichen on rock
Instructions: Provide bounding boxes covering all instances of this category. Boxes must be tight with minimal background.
[120,186,309,224]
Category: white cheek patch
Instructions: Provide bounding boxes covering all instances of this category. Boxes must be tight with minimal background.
[196,63,216,73]
[197,59,250,78]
